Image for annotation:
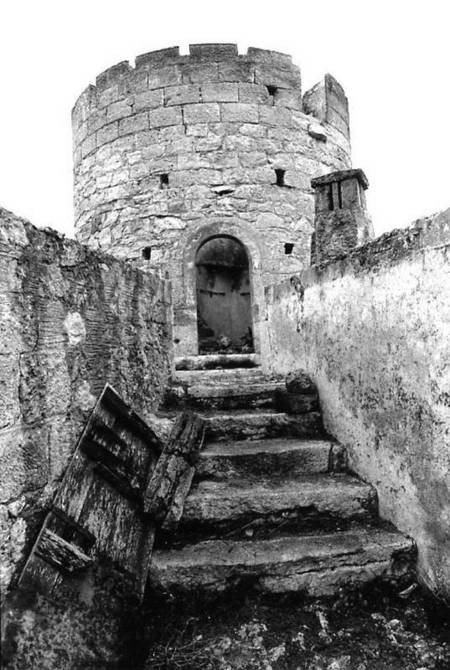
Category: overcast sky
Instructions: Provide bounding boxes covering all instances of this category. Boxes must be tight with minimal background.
[0,0,448,238]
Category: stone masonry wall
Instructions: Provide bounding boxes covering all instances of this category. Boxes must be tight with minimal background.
[0,208,172,595]
[72,44,351,356]
[265,208,450,600]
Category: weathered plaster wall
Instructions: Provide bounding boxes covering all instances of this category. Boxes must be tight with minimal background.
[0,207,172,595]
[265,209,450,600]
[72,44,351,356]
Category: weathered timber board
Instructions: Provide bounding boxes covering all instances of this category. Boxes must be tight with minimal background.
[35,529,93,573]
[19,384,161,599]
[144,412,205,527]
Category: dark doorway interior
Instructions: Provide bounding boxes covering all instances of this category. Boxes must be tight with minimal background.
[196,236,254,354]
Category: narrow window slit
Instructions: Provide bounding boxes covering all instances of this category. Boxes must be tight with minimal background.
[214,187,235,197]
[284,243,294,255]
[159,174,169,189]
[328,184,334,210]
[142,246,152,260]
[338,181,343,209]
[275,169,286,187]
[267,85,277,105]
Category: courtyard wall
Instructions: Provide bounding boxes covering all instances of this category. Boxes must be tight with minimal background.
[265,208,450,599]
[0,208,172,594]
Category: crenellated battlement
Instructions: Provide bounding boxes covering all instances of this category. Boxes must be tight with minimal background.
[72,44,301,122]
[72,43,350,165]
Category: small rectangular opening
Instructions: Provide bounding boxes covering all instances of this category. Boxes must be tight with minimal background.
[213,186,235,197]
[284,243,294,255]
[275,169,286,187]
[159,174,169,189]
[142,246,152,260]
[266,85,277,105]
[327,184,334,210]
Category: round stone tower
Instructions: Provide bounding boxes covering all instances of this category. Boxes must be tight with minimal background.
[72,44,352,359]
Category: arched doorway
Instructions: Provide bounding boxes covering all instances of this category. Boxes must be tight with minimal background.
[195,236,254,354]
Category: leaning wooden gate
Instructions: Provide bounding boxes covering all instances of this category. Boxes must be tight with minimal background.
[19,385,163,599]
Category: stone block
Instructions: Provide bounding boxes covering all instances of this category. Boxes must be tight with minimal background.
[127,68,149,93]
[274,391,318,414]
[240,123,266,138]
[96,61,131,91]
[147,65,182,90]
[87,108,107,134]
[134,88,164,111]
[135,47,180,68]
[195,134,223,151]
[146,125,186,143]
[286,370,316,395]
[218,60,254,83]
[149,106,182,128]
[303,81,326,120]
[220,103,259,123]
[97,85,122,110]
[181,62,219,84]
[223,134,258,152]
[201,83,239,102]
[81,134,96,158]
[259,105,292,126]
[97,122,119,146]
[177,153,211,170]
[73,121,88,146]
[119,111,148,135]
[247,47,293,66]
[239,151,267,168]
[284,170,310,189]
[325,74,349,119]
[189,43,238,59]
[274,88,302,110]
[308,122,328,141]
[186,123,208,137]
[326,106,350,137]
[238,83,270,104]
[106,99,133,122]
[254,64,301,89]
[0,355,20,429]
[165,84,201,106]
[171,169,222,187]
[183,103,220,124]
[0,424,50,502]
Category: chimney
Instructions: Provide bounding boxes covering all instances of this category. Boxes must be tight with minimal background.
[310,168,373,264]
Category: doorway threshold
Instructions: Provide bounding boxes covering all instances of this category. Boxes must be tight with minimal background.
[175,353,260,371]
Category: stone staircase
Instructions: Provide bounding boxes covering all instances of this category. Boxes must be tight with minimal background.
[150,358,415,597]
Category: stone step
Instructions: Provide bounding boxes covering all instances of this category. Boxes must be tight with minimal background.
[167,379,295,411]
[172,366,266,385]
[176,474,377,540]
[202,410,323,441]
[175,353,260,371]
[149,527,416,596]
[196,438,345,479]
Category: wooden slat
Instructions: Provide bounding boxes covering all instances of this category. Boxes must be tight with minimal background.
[19,554,63,597]
[93,462,141,502]
[48,507,96,551]
[102,385,162,451]
[144,412,205,527]
[35,529,93,573]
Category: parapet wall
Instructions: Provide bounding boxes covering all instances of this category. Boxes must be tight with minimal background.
[0,208,172,595]
[265,208,450,600]
[72,43,351,356]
